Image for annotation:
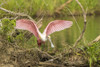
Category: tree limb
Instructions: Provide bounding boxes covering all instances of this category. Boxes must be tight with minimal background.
[0,7,36,22]
[0,7,43,28]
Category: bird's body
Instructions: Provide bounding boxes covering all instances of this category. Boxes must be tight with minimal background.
[15,19,73,48]
[38,31,47,41]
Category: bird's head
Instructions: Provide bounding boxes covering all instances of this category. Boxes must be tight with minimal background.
[37,39,45,47]
[37,35,54,48]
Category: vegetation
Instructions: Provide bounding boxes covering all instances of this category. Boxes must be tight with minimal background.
[0,0,99,17]
[86,41,100,67]
[0,0,100,67]
[0,17,100,67]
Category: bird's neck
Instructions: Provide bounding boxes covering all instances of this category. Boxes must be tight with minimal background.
[38,31,47,41]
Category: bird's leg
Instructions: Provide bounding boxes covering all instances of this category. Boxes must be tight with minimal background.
[48,36,54,48]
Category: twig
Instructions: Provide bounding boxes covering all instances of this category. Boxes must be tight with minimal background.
[0,16,18,20]
[36,48,54,59]
[0,7,36,22]
[93,35,100,42]
[37,18,43,29]
[73,0,87,47]
[88,35,100,46]
[55,0,72,14]
[77,35,100,51]
[66,7,81,33]
[39,62,63,67]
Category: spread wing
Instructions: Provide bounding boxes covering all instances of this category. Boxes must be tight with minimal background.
[15,19,39,38]
[43,20,73,36]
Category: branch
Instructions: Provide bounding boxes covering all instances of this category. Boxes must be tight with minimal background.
[0,7,43,28]
[37,17,43,29]
[39,62,63,67]
[88,35,100,46]
[55,0,72,14]
[0,7,36,22]
[73,0,87,47]
[36,48,53,59]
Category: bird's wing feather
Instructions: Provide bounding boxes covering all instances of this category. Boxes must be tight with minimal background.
[43,20,73,36]
[15,19,39,38]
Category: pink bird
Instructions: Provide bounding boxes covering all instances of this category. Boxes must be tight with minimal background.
[15,19,73,48]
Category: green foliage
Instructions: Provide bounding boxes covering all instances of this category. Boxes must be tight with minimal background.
[16,32,37,48]
[1,19,15,33]
[15,32,25,43]
[0,18,37,48]
[85,41,100,67]
[68,0,98,14]
[0,0,99,17]
[0,19,16,42]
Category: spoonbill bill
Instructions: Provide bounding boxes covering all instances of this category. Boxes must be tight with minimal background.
[15,19,72,48]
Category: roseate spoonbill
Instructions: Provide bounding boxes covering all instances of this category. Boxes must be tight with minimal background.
[15,19,72,48]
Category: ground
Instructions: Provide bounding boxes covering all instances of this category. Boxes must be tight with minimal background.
[0,35,88,67]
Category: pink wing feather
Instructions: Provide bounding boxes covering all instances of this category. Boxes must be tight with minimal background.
[43,20,73,36]
[15,19,39,38]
